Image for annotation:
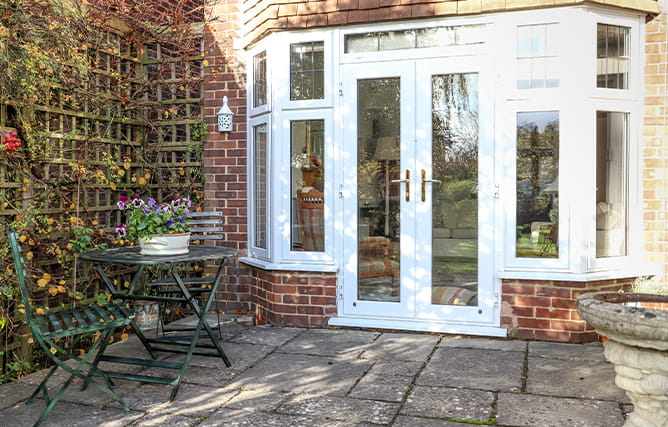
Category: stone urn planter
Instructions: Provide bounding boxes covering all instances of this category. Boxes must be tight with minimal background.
[576,292,668,427]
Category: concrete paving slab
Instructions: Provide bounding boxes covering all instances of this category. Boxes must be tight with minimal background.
[496,392,625,427]
[127,412,200,426]
[440,337,527,352]
[393,415,470,426]
[165,341,275,371]
[118,382,235,417]
[0,399,142,427]
[366,359,424,377]
[222,389,291,411]
[349,371,413,402]
[401,385,495,422]
[361,333,440,361]
[0,379,35,410]
[222,353,373,396]
[230,325,304,346]
[199,407,358,427]
[527,356,629,402]
[277,394,400,424]
[418,347,524,392]
[529,341,607,362]
[278,329,379,358]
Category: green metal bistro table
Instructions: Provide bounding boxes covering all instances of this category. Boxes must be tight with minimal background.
[79,245,237,400]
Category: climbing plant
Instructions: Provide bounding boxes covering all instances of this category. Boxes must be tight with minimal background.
[0,0,208,382]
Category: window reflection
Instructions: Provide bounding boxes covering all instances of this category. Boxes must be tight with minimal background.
[253,51,267,107]
[290,42,324,100]
[596,112,628,257]
[291,120,325,251]
[517,24,559,89]
[597,24,629,89]
[516,112,559,258]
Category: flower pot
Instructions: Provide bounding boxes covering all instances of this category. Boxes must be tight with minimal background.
[138,232,190,255]
[133,300,160,330]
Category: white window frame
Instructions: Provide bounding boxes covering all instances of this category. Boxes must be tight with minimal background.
[247,114,271,260]
[275,32,334,111]
[248,44,272,118]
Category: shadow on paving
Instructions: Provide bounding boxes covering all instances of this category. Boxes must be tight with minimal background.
[0,317,627,426]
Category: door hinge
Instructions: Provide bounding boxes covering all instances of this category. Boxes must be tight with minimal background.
[494,291,499,308]
[494,184,500,199]
[339,82,343,96]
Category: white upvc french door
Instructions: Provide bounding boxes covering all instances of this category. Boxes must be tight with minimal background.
[338,58,498,328]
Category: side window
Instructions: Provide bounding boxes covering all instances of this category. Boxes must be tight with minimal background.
[252,123,268,250]
[290,42,324,101]
[515,111,559,258]
[517,24,559,89]
[253,51,267,108]
[597,24,630,89]
[290,120,325,251]
[596,111,628,257]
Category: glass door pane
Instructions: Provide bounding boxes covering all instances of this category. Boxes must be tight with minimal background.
[431,74,479,307]
[356,78,401,302]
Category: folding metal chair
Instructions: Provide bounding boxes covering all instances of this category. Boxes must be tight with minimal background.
[146,211,226,338]
[6,228,135,427]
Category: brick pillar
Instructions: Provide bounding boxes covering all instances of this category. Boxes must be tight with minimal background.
[643,2,668,284]
[204,0,250,311]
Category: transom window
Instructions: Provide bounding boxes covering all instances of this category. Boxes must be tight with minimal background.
[253,51,267,108]
[597,24,630,89]
[290,42,324,101]
[517,24,559,89]
[344,24,485,53]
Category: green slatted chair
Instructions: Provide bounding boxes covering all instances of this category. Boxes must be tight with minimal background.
[147,211,226,338]
[6,228,134,427]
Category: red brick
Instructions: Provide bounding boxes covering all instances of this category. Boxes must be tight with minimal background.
[517,317,551,330]
[533,330,571,343]
[310,296,337,306]
[535,287,572,298]
[535,307,572,320]
[550,319,586,332]
[283,295,310,304]
[503,283,537,295]
[514,296,551,308]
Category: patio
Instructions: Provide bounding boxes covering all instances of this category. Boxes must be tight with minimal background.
[0,316,628,426]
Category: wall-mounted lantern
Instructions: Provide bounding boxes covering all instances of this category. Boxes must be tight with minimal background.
[217,96,233,132]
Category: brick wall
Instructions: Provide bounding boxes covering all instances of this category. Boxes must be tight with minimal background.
[250,268,338,327]
[241,0,659,44]
[204,0,252,312]
[643,0,668,284]
[501,278,635,342]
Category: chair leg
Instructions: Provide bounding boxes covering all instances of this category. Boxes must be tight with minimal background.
[30,334,129,426]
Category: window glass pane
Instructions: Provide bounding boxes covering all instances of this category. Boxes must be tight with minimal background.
[290,42,324,101]
[345,33,379,53]
[597,24,630,89]
[379,30,415,51]
[253,124,268,249]
[517,24,559,89]
[456,24,485,45]
[291,120,325,251]
[596,112,628,258]
[516,112,559,258]
[418,27,456,48]
[253,51,267,108]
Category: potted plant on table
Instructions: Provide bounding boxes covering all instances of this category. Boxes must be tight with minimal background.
[115,195,193,255]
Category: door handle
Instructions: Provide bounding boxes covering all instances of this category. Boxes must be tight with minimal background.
[391,169,410,201]
[421,169,442,202]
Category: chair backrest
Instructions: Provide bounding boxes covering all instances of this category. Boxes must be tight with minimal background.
[6,228,36,325]
[296,188,324,251]
[188,211,223,243]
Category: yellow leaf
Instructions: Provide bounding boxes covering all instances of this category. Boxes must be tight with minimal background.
[144,173,151,179]
[37,279,49,288]
[117,169,125,176]
[92,220,99,225]
[57,286,66,294]
[19,235,27,243]
[42,273,52,281]
[35,308,45,315]
[124,281,130,288]
[124,162,131,170]
[26,252,34,260]
[50,347,57,354]
[202,59,209,66]
[58,280,66,285]
[48,287,58,296]
[110,182,117,191]
[121,333,129,340]
[138,177,146,185]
